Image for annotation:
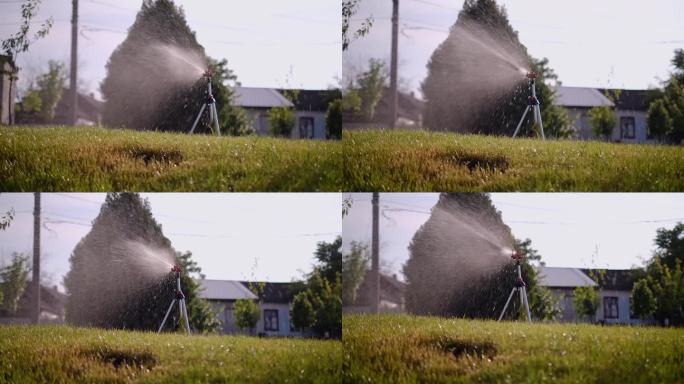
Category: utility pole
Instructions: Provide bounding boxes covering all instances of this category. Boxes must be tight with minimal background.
[69,0,78,126]
[389,0,399,129]
[32,193,41,324]
[371,192,380,313]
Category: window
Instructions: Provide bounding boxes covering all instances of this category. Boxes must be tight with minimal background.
[604,297,619,319]
[264,309,279,331]
[629,297,638,319]
[299,117,315,139]
[620,116,635,139]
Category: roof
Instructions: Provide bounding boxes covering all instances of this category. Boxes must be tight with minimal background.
[597,88,651,111]
[278,89,340,112]
[353,272,407,306]
[240,281,297,304]
[14,281,67,317]
[537,267,598,288]
[580,269,642,291]
[233,87,293,108]
[554,86,614,108]
[199,279,257,300]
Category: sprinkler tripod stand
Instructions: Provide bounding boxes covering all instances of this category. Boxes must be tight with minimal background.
[498,250,532,322]
[158,265,191,334]
[512,71,545,140]
[189,69,221,136]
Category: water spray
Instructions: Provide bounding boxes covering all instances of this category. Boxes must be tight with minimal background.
[498,249,532,322]
[158,265,191,334]
[188,69,221,136]
[512,71,545,140]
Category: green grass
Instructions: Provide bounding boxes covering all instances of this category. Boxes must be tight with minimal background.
[343,130,684,191]
[0,325,340,383]
[343,314,684,383]
[0,126,341,191]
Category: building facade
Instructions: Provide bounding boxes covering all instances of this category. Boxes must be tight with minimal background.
[538,266,645,324]
[233,87,338,139]
[199,279,304,337]
[555,86,653,144]
[0,55,15,125]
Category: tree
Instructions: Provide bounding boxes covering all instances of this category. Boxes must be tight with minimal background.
[290,237,342,338]
[342,241,368,305]
[404,193,557,320]
[35,60,66,123]
[268,106,295,137]
[0,206,14,231]
[355,59,386,121]
[589,106,616,140]
[64,193,219,333]
[0,253,30,316]
[342,0,373,51]
[573,285,599,322]
[291,292,316,331]
[632,279,656,320]
[20,88,41,113]
[101,0,243,135]
[421,0,570,137]
[647,98,672,141]
[631,222,684,326]
[326,98,342,140]
[646,50,684,144]
[1,0,52,125]
[233,299,259,334]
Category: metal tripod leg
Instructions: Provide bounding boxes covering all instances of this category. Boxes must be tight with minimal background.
[498,287,517,321]
[521,286,532,322]
[512,106,531,138]
[189,104,207,134]
[179,299,191,334]
[158,299,176,333]
[534,105,545,140]
[211,104,221,137]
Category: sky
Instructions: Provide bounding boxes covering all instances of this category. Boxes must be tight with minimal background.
[0,193,341,290]
[342,193,684,280]
[344,0,684,96]
[0,0,341,98]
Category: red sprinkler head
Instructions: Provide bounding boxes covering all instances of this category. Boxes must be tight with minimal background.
[171,265,182,274]
[203,69,213,79]
[526,71,538,80]
[511,250,524,263]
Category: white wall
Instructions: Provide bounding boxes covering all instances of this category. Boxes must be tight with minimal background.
[564,107,650,144]
[597,290,641,325]
[208,300,304,337]
[243,108,327,139]
[255,302,303,337]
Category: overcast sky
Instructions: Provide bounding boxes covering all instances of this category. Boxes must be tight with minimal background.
[342,193,684,280]
[344,0,684,96]
[0,0,341,97]
[0,193,341,290]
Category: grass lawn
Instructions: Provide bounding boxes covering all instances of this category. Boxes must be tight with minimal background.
[0,126,341,191]
[343,130,684,191]
[343,314,684,383]
[0,325,341,383]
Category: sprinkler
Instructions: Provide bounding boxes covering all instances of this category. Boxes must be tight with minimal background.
[188,69,221,136]
[158,265,192,334]
[497,249,532,322]
[512,71,545,140]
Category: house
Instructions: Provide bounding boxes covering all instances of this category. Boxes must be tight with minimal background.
[345,272,407,313]
[0,281,67,324]
[555,86,653,143]
[199,279,305,337]
[232,87,339,139]
[15,89,104,126]
[0,55,15,125]
[538,266,644,324]
[343,88,425,129]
